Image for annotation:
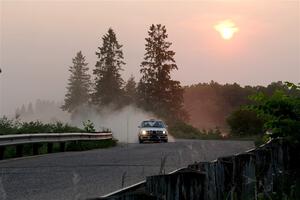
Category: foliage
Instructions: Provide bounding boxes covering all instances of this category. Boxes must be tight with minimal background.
[0,117,85,135]
[123,75,137,105]
[17,121,52,133]
[247,84,300,143]
[0,116,18,134]
[62,51,91,113]
[137,24,187,123]
[170,121,222,139]
[92,28,125,108]
[227,109,264,136]
[50,121,84,133]
[184,81,300,130]
[83,120,96,132]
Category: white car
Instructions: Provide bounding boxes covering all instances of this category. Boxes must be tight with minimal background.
[138,120,168,143]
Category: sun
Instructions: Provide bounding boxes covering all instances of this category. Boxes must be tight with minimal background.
[214,20,239,40]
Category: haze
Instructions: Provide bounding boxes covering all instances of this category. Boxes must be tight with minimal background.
[0,0,299,115]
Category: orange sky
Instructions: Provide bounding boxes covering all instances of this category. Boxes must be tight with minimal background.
[0,0,299,115]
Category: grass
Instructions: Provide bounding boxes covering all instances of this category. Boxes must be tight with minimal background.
[169,121,265,147]
[169,121,223,140]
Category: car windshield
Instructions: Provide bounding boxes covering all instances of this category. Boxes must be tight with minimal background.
[141,121,165,128]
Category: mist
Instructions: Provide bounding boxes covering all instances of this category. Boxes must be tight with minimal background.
[14,101,163,143]
[71,105,156,143]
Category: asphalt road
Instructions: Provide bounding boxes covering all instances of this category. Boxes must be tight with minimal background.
[0,139,254,200]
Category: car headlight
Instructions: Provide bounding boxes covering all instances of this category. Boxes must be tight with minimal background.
[163,131,167,134]
[141,130,147,135]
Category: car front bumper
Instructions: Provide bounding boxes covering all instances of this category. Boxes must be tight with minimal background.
[139,134,168,141]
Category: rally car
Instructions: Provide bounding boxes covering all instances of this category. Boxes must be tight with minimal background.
[138,119,168,143]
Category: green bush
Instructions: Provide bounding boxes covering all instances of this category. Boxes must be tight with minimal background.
[17,121,51,134]
[226,82,300,146]
[83,120,96,132]
[170,121,222,139]
[227,109,264,136]
[50,122,84,133]
[248,86,300,144]
[0,117,86,135]
[169,121,201,139]
[0,116,18,135]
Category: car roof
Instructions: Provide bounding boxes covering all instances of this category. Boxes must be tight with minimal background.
[143,119,162,122]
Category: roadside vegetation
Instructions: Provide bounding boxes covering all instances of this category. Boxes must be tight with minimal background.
[169,121,264,146]
[184,81,300,130]
[226,82,300,144]
[226,82,300,199]
[0,119,116,159]
[171,82,300,146]
[170,122,222,140]
[0,117,84,135]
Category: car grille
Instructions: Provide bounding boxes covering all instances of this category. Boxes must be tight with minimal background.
[146,130,164,135]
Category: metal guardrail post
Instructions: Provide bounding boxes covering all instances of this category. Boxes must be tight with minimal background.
[47,143,53,153]
[33,143,39,155]
[16,145,23,157]
[0,147,4,159]
[60,142,66,152]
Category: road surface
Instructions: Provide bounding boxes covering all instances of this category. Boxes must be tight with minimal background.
[0,139,254,200]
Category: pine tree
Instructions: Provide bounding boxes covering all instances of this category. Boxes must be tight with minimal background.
[27,102,34,115]
[62,51,91,113]
[15,107,21,119]
[20,105,26,116]
[92,28,125,108]
[124,75,137,105]
[138,24,187,122]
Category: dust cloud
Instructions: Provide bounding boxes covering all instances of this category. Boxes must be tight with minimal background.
[13,101,175,143]
[71,105,156,143]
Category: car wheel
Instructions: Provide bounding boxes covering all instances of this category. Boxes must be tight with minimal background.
[139,139,143,144]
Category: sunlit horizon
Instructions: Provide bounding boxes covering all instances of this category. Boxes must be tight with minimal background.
[0,0,299,115]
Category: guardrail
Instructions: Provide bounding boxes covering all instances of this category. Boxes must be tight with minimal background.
[0,132,112,146]
[0,132,112,159]
[96,168,185,200]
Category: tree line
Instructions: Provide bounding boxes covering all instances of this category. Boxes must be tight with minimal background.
[62,25,187,123]
[184,81,300,133]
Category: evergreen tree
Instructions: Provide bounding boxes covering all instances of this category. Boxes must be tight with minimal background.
[62,51,91,113]
[15,107,21,119]
[137,24,187,122]
[124,75,137,105]
[92,28,125,108]
[27,102,34,115]
[20,105,26,116]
